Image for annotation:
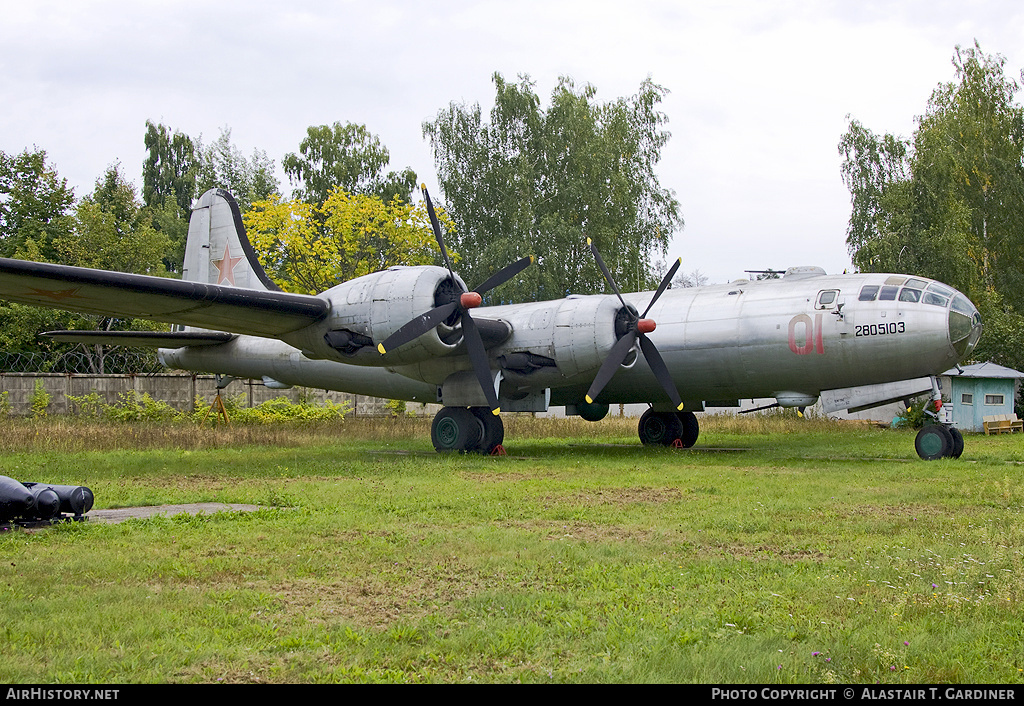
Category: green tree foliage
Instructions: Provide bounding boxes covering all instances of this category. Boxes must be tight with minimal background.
[195,126,280,212]
[143,120,197,271]
[0,148,75,261]
[243,188,449,294]
[143,122,280,271]
[283,122,416,206]
[0,165,171,370]
[423,73,683,303]
[839,42,1024,369]
[59,164,170,275]
[143,120,197,214]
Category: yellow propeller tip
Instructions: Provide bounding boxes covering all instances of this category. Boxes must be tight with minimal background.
[377,343,386,355]
[492,408,501,416]
[676,403,685,411]
[586,237,592,246]
[585,396,594,404]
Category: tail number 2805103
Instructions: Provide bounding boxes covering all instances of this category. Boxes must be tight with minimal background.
[855,322,905,337]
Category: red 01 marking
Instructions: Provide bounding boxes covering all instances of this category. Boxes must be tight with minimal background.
[788,313,824,355]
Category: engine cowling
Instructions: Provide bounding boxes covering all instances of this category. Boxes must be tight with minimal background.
[484,294,627,388]
[285,266,470,366]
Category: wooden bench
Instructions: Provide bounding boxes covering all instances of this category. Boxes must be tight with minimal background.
[983,414,1024,435]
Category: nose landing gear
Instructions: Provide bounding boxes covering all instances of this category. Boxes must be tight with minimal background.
[913,377,963,460]
[915,424,964,460]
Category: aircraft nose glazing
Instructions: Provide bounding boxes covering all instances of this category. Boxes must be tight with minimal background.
[948,292,982,361]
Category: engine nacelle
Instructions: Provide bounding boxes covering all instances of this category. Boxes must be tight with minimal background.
[489,294,627,388]
[284,266,469,367]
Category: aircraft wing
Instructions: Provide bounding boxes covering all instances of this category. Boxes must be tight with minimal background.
[0,258,329,338]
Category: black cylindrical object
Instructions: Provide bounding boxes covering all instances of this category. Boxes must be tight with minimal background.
[0,475,34,521]
[25,485,60,520]
[23,483,94,515]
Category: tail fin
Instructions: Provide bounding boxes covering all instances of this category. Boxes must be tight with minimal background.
[182,189,279,291]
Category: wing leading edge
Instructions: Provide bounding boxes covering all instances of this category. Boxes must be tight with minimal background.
[0,258,329,338]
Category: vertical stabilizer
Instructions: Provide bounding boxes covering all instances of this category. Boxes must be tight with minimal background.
[182,189,279,291]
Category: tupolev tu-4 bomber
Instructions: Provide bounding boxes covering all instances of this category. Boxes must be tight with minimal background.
[0,187,983,460]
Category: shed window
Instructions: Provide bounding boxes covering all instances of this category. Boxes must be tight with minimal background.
[961,393,973,404]
[985,394,1005,405]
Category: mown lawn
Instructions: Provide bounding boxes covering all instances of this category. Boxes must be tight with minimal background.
[1,415,1022,683]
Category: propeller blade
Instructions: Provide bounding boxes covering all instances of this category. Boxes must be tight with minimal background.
[584,332,639,404]
[638,334,684,411]
[588,238,631,314]
[460,312,501,414]
[377,301,459,355]
[421,184,455,276]
[475,255,535,296]
[641,257,681,318]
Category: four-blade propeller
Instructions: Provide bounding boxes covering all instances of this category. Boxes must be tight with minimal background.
[584,238,684,412]
[376,185,533,415]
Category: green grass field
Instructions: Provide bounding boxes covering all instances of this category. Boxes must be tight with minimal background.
[1,414,1022,683]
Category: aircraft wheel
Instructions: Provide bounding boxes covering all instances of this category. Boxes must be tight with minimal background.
[677,411,700,448]
[431,407,482,453]
[470,407,504,454]
[947,426,964,459]
[915,424,952,461]
[638,409,683,446]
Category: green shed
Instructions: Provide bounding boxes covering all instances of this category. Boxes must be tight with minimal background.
[939,362,1023,433]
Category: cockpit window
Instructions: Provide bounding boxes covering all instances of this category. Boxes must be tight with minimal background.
[905,278,928,289]
[885,276,907,286]
[923,292,949,307]
[879,285,898,301]
[952,295,975,315]
[858,285,879,301]
[899,287,922,303]
[927,282,954,298]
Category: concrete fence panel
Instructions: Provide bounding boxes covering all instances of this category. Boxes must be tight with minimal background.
[0,373,420,418]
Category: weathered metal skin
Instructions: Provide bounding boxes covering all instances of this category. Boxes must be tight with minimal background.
[277,266,470,367]
[0,188,985,459]
[539,272,981,406]
[162,268,981,412]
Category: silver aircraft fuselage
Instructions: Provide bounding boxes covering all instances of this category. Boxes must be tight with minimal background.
[160,268,982,411]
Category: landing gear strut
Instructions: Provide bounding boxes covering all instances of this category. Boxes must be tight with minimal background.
[913,377,963,460]
[431,406,504,454]
[638,409,700,448]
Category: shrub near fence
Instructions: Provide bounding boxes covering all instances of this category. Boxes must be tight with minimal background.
[0,373,434,418]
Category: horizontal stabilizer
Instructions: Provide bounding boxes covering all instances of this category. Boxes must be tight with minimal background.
[42,330,236,348]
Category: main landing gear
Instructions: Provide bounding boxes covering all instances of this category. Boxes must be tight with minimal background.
[431,406,505,454]
[638,409,700,448]
[914,424,964,460]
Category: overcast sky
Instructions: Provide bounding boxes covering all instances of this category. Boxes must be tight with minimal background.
[3,0,1023,286]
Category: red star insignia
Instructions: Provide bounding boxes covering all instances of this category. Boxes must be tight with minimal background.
[27,287,82,302]
[213,244,244,286]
